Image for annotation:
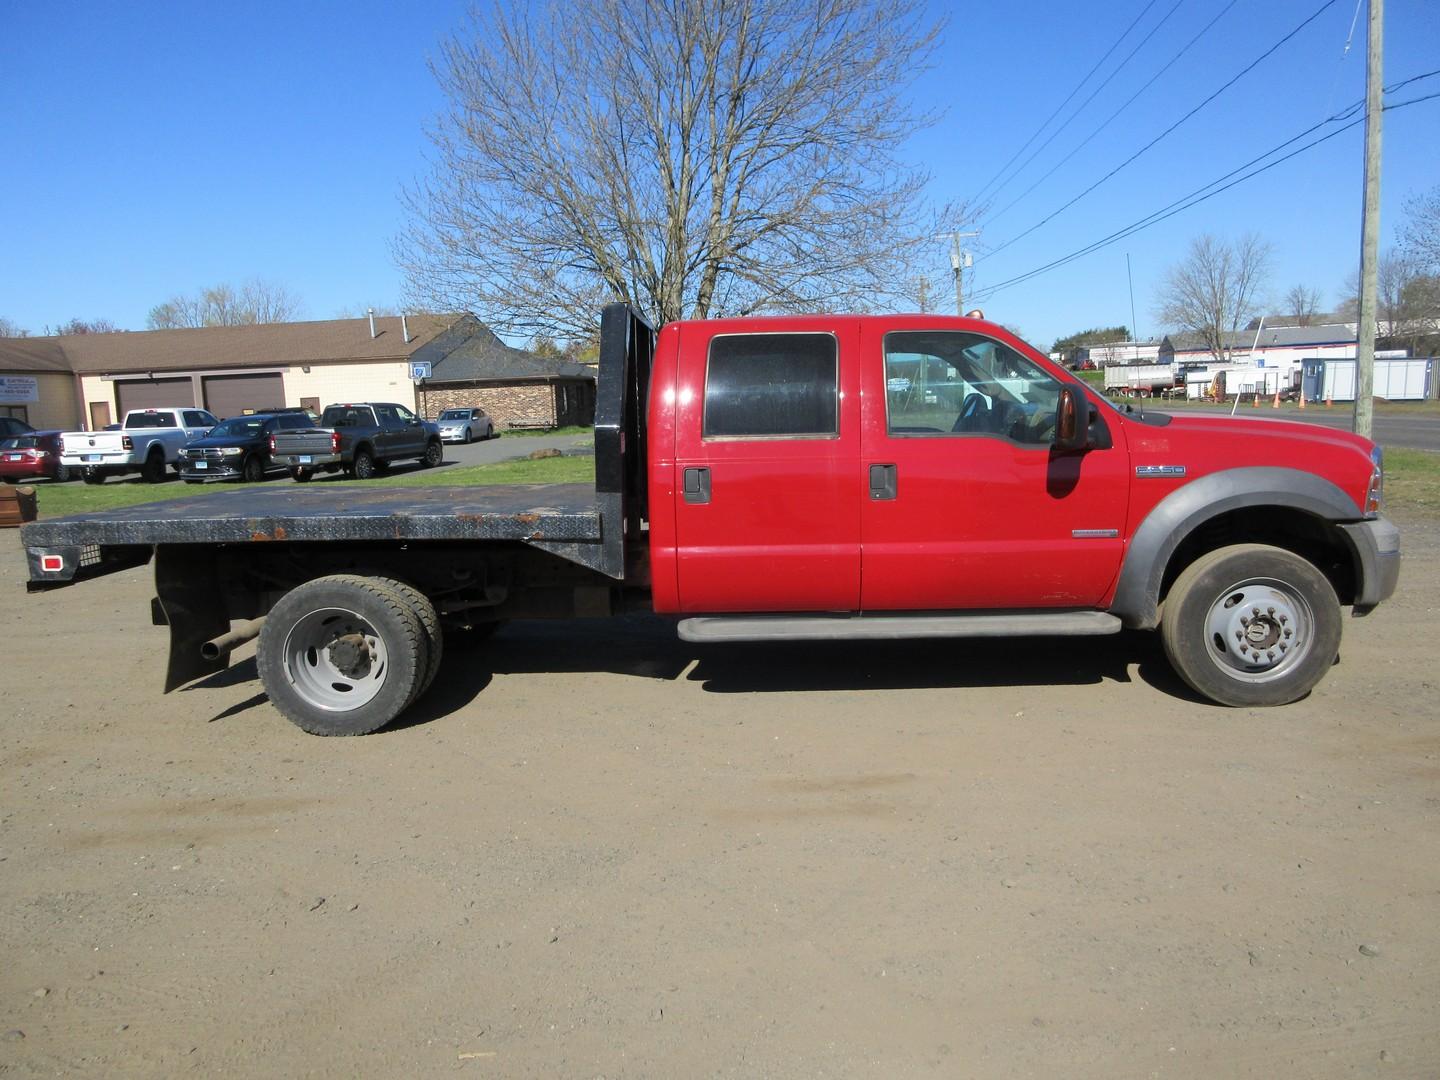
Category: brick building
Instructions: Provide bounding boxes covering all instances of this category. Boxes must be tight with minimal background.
[419,322,596,429]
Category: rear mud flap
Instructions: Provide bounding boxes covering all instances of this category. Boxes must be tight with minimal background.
[155,546,231,692]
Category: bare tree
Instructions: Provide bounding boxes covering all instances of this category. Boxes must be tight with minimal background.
[1340,252,1439,354]
[1156,234,1271,363]
[399,0,955,340]
[48,317,118,335]
[1399,184,1440,272]
[148,279,303,329]
[0,316,28,338]
[1283,284,1322,326]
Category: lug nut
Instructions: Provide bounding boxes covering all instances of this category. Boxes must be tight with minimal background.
[1253,607,1261,616]
[1284,628,1293,638]
[1267,607,1275,616]
[1279,615,1288,624]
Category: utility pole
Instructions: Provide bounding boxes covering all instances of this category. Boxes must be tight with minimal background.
[938,231,979,315]
[918,276,930,314]
[1354,0,1383,438]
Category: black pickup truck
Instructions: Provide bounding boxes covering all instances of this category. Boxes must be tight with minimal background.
[270,402,443,481]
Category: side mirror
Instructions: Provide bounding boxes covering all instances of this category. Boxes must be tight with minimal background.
[1053,386,1090,452]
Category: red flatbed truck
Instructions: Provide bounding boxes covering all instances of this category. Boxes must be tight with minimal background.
[19,305,1399,734]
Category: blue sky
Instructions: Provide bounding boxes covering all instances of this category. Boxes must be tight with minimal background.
[2,0,1437,349]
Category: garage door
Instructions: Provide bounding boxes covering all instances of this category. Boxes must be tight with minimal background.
[203,373,286,419]
[116,377,195,415]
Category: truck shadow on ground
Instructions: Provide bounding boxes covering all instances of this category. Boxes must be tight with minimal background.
[434,615,1208,705]
[184,616,1210,732]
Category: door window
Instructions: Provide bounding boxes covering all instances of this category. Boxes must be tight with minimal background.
[884,331,1062,446]
[394,405,418,424]
[374,405,399,427]
[703,333,838,439]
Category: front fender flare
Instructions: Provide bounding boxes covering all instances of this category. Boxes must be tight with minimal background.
[1111,467,1361,629]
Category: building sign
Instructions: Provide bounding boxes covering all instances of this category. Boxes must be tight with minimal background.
[0,376,39,404]
[409,361,432,381]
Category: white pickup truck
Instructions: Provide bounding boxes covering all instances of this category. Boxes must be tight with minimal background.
[61,407,218,484]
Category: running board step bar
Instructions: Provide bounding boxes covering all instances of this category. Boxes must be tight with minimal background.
[677,611,1122,643]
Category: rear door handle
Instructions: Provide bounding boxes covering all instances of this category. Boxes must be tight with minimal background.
[683,467,711,505]
[869,463,897,500]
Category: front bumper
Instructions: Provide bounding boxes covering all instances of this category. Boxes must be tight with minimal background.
[1339,516,1400,615]
[178,462,244,481]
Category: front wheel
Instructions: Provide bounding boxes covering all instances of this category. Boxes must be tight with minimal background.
[419,439,442,469]
[291,467,313,483]
[241,454,265,483]
[1161,544,1341,707]
[256,575,429,736]
[83,467,106,485]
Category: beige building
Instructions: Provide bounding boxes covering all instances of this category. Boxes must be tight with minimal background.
[0,315,595,432]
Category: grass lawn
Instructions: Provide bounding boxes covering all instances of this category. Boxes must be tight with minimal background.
[14,442,1436,520]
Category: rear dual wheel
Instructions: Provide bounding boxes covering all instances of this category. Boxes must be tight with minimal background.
[256,575,444,736]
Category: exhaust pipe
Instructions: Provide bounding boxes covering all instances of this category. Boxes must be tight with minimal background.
[201,617,266,661]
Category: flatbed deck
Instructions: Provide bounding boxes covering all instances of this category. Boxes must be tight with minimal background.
[21,483,607,584]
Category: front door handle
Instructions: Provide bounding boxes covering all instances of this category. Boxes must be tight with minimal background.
[683,466,711,505]
[869,463,897,500]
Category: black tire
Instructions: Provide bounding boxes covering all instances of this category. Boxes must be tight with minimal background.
[292,467,313,483]
[419,439,442,469]
[376,579,443,699]
[1161,544,1341,707]
[83,468,105,485]
[53,463,71,483]
[241,454,264,483]
[352,448,376,480]
[141,449,167,484]
[462,427,473,444]
[256,575,427,736]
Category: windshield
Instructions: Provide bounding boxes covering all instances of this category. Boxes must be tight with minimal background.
[438,409,471,420]
[207,418,266,438]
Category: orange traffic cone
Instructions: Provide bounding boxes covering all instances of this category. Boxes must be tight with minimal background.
[1272,389,1281,408]
[1298,391,1306,410]
[1326,396,1333,408]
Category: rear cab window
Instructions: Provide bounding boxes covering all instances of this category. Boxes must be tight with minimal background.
[703,333,838,440]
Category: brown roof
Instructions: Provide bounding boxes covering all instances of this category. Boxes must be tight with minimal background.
[0,315,462,375]
[0,337,73,374]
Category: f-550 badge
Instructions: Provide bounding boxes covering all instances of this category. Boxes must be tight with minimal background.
[1135,465,1187,478]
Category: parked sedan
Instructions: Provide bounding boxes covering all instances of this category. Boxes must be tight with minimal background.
[0,430,74,482]
[178,411,316,483]
[435,407,494,444]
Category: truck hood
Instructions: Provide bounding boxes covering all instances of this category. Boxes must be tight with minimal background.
[1120,409,1378,514]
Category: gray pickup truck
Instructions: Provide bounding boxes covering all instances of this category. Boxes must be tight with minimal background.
[269,402,443,481]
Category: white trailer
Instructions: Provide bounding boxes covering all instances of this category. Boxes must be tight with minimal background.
[1103,364,1174,395]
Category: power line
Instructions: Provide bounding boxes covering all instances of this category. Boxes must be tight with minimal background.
[970,0,1162,207]
[977,0,1341,265]
[983,0,1243,226]
[979,0,1192,217]
[966,88,1438,303]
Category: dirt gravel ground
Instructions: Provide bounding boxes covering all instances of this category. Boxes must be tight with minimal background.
[1,519,1436,1078]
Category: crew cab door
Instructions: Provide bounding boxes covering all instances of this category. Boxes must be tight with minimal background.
[859,325,1129,610]
[671,320,862,613]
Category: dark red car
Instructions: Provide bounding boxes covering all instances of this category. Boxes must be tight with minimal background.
[0,430,75,483]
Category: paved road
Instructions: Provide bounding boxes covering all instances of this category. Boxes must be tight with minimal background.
[1136,401,1440,451]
